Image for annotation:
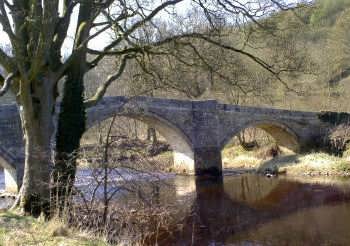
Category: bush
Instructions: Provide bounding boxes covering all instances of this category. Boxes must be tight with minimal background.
[326,124,350,156]
[255,145,282,160]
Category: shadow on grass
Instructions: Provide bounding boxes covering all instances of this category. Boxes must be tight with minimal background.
[223,167,257,176]
[0,211,34,225]
[258,155,300,172]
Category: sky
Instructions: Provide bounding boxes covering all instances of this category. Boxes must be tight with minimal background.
[0,0,193,54]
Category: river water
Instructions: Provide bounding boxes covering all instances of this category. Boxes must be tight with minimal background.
[1,169,350,245]
[168,175,350,245]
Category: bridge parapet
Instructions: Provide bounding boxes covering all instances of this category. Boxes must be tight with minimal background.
[219,103,318,118]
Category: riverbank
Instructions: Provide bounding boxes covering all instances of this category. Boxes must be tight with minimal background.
[0,211,107,246]
[222,145,350,177]
[78,139,350,177]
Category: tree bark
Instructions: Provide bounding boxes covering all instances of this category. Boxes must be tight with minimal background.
[53,64,85,212]
[15,76,56,217]
[19,125,52,217]
[147,126,158,146]
[52,1,92,212]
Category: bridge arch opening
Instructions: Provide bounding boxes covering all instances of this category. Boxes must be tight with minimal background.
[222,121,300,152]
[82,113,195,174]
[221,121,300,168]
[0,153,18,192]
[0,108,25,192]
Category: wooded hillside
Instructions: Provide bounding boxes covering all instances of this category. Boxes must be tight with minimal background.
[2,0,350,112]
[84,0,350,112]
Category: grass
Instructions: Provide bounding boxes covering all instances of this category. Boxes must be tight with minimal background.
[0,211,107,246]
[222,145,261,169]
[222,145,350,176]
[274,153,350,176]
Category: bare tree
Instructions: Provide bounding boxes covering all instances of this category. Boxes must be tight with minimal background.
[0,0,294,216]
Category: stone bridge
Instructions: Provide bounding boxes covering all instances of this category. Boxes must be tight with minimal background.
[0,96,337,192]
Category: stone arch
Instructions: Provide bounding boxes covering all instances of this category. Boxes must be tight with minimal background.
[85,110,196,174]
[0,146,22,192]
[0,108,24,192]
[220,120,300,152]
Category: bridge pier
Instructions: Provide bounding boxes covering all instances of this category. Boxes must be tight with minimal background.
[194,147,222,177]
[191,100,223,177]
[173,147,223,177]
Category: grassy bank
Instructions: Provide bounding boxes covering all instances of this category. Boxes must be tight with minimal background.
[222,145,350,176]
[0,212,106,246]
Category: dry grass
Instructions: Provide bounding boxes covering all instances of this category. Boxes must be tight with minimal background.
[274,153,350,176]
[223,146,350,176]
[0,212,107,246]
[222,145,262,169]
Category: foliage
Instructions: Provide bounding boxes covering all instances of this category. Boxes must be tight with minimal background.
[325,123,350,156]
[310,0,350,25]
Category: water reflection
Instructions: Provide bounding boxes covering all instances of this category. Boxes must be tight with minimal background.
[169,174,350,245]
[1,168,350,245]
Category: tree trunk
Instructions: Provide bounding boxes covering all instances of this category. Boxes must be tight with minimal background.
[15,77,56,217]
[52,1,92,213]
[133,120,139,140]
[19,125,52,217]
[147,126,158,146]
[53,66,85,212]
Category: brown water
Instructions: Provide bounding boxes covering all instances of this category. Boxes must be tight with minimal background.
[165,174,350,246]
[2,170,350,245]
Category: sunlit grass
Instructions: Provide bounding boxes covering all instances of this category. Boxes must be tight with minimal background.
[222,145,261,169]
[0,211,107,246]
[280,153,350,176]
[222,145,350,176]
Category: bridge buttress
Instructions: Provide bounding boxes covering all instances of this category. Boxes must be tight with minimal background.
[193,147,222,176]
[191,100,223,177]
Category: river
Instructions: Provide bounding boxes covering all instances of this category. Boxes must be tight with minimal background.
[1,169,350,245]
[169,174,350,245]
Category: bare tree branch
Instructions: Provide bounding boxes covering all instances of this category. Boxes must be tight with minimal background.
[0,72,15,96]
[85,55,134,108]
[86,0,185,69]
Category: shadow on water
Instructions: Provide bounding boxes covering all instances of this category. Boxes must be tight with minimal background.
[165,174,350,246]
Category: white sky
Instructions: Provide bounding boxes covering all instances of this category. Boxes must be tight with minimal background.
[0,0,193,54]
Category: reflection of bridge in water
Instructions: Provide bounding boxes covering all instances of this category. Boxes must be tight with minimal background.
[156,175,350,245]
[0,96,342,191]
